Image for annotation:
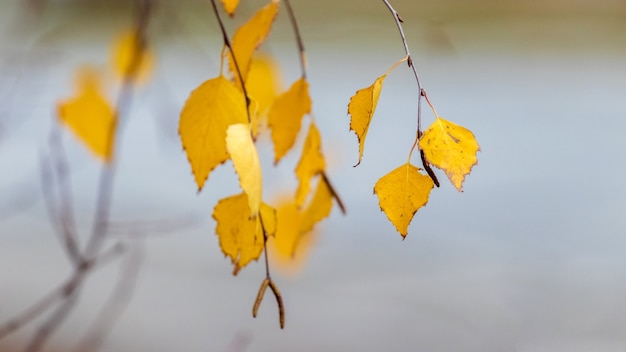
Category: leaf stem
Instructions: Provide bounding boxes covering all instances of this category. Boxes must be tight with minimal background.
[209,0,252,124]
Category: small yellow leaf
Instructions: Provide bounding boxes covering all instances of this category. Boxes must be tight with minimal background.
[300,176,334,234]
[57,67,116,163]
[179,75,248,191]
[229,1,279,85]
[295,123,325,206]
[213,193,277,275]
[419,117,480,191]
[110,29,153,82]
[348,73,387,166]
[374,163,434,237]
[226,123,262,216]
[221,0,240,16]
[268,78,312,163]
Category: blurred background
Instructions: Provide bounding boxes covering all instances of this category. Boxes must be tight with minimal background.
[1,0,626,351]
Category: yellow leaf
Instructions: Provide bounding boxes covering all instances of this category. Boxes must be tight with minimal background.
[300,176,334,234]
[213,193,277,275]
[348,73,387,166]
[419,117,480,191]
[295,123,325,206]
[179,75,248,191]
[229,1,279,85]
[374,163,434,238]
[57,67,116,163]
[226,123,262,216]
[110,29,154,82]
[221,0,240,16]
[246,55,282,117]
[268,78,311,163]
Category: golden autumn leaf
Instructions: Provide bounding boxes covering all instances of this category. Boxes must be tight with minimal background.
[268,78,312,164]
[179,75,248,191]
[57,67,116,163]
[295,123,325,206]
[110,29,154,82]
[229,1,279,86]
[374,163,434,237]
[226,123,262,216]
[300,176,334,234]
[419,117,480,191]
[221,0,240,16]
[213,193,277,275]
[348,73,387,166]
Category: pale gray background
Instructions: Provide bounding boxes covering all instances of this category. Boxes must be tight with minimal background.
[1,0,625,351]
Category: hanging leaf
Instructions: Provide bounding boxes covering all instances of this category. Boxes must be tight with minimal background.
[213,193,277,275]
[267,78,311,164]
[229,1,279,86]
[57,67,116,163]
[374,163,434,237]
[110,29,153,82]
[348,73,387,166]
[221,0,240,16]
[419,117,480,191]
[294,123,325,206]
[179,75,248,191]
[226,123,262,216]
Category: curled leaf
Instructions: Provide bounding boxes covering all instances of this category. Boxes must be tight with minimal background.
[295,123,325,206]
[419,117,480,191]
[268,78,312,163]
[348,73,387,166]
[57,67,116,163]
[226,123,262,216]
[179,75,248,191]
[374,163,434,237]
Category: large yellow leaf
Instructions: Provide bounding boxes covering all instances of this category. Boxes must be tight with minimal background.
[268,78,311,163]
[57,67,116,163]
[294,123,325,206]
[419,117,480,191]
[348,73,387,166]
[110,29,154,82]
[226,123,262,216]
[300,176,334,234]
[229,1,279,85]
[374,163,434,238]
[213,193,277,275]
[179,75,248,191]
[221,0,240,16]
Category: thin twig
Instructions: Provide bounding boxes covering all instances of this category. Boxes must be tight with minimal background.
[73,243,144,352]
[0,243,125,339]
[283,0,307,79]
[381,0,440,186]
[48,126,81,265]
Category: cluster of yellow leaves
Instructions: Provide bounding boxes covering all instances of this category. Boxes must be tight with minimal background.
[349,58,480,238]
[57,28,153,163]
[179,0,341,275]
